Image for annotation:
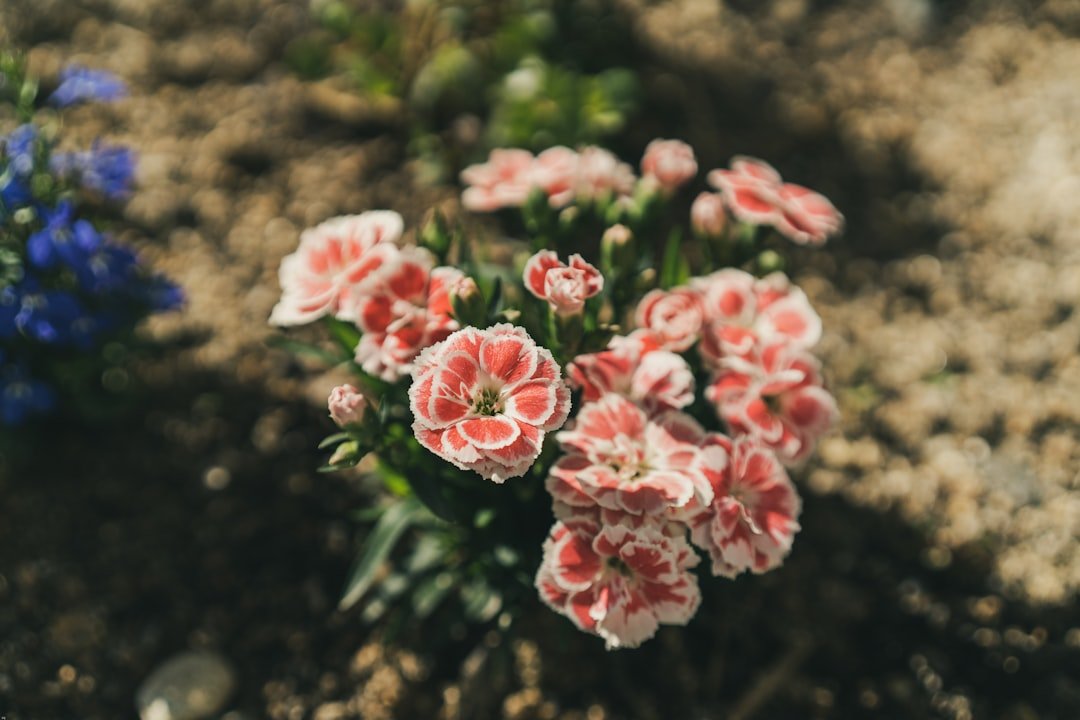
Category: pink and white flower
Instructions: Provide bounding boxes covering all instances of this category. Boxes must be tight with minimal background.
[409,324,571,483]
[640,139,697,194]
[269,211,404,326]
[634,287,705,352]
[693,269,822,366]
[460,149,536,212]
[533,146,580,208]
[576,146,636,203]
[687,435,801,577]
[347,247,464,381]
[707,156,843,246]
[690,191,727,238]
[567,331,694,413]
[535,514,700,649]
[523,250,604,316]
[546,393,712,515]
[706,342,837,466]
[328,384,367,427]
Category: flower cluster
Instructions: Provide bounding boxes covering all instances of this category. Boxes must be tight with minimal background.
[269,210,467,381]
[0,60,181,425]
[279,136,843,649]
[460,141,694,213]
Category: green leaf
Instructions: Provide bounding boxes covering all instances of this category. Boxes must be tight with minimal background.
[317,455,361,473]
[325,316,362,354]
[405,534,447,574]
[406,467,457,522]
[318,432,352,449]
[375,460,412,497]
[460,578,502,622]
[486,275,504,321]
[412,571,456,618]
[349,506,385,523]
[493,545,520,568]
[338,496,423,611]
[659,226,689,289]
[473,508,495,529]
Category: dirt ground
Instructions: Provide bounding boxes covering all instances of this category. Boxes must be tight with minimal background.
[2,0,1080,718]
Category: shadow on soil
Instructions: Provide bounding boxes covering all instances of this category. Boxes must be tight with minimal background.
[2,362,1078,720]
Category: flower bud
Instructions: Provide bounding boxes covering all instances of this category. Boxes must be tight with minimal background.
[691,192,727,238]
[756,249,785,274]
[601,223,633,276]
[328,384,366,428]
[328,440,360,466]
[419,209,452,257]
[449,276,486,327]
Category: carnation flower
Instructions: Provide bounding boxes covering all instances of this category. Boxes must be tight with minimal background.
[328,384,367,427]
[690,192,727,238]
[640,139,697,193]
[575,146,636,203]
[687,434,801,577]
[533,146,580,208]
[269,211,404,326]
[567,331,694,413]
[409,324,571,483]
[535,513,700,649]
[633,287,705,351]
[707,156,843,246]
[350,252,463,381]
[460,149,536,212]
[706,341,837,465]
[546,393,712,515]
[523,250,604,317]
[693,269,822,366]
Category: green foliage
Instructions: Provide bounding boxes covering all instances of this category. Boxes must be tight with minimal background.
[285,0,640,174]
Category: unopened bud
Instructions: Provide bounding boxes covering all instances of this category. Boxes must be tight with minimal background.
[691,192,727,238]
[328,384,366,428]
[328,440,360,466]
[450,276,486,327]
[558,205,580,230]
[756,249,785,274]
[601,223,634,276]
[602,223,632,248]
[419,209,452,258]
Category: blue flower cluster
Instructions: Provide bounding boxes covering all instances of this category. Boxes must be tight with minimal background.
[1,65,181,425]
[48,65,128,108]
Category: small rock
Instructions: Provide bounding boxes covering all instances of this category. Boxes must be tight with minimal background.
[136,651,236,720]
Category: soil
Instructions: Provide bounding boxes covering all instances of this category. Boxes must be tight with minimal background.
[2,0,1079,718]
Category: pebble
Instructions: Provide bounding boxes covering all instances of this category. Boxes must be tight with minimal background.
[135,651,236,720]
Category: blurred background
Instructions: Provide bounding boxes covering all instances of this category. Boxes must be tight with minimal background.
[1,0,1079,718]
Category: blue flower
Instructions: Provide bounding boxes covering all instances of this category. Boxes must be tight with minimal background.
[0,284,19,339]
[0,172,31,214]
[0,360,55,425]
[48,65,127,107]
[26,202,104,271]
[51,143,136,199]
[143,276,185,312]
[75,242,138,295]
[2,123,39,177]
[10,276,85,345]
